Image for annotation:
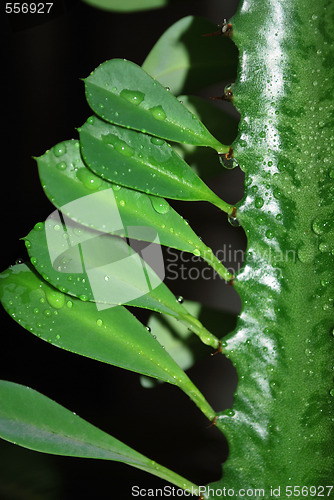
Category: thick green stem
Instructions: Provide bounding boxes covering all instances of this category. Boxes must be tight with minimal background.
[209,0,334,494]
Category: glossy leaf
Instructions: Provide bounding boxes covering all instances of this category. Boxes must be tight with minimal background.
[0,380,199,490]
[79,116,232,213]
[84,59,228,152]
[24,222,220,347]
[36,141,233,281]
[172,95,238,179]
[142,16,237,95]
[0,264,215,420]
[82,0,171,12]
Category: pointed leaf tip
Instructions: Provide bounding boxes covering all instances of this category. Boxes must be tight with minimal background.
[84,58,226,151]
[79,116,226,207]
[0,380,199,490]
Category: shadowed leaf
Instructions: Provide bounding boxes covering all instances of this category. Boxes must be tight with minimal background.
[143,16,237,95]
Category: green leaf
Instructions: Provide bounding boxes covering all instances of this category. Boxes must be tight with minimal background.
[82,0,170,12]
[0,380,199,490]
[24,222,220,347]
[0,264,215,420]
[36,141,233,281]
[79,116,232,213]
[172,95,238,178]
[142,16,237,95]
[84,59,228,152]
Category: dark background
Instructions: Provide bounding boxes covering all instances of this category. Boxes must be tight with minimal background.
[0,0,244,498]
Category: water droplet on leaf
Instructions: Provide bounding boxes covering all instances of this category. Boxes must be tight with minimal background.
[150,196,170,214]
[120,89,145,105]
[56,161,67,170]
[46,289,65,309]
[76,169,102,191]
[54,143,67,157]
[34,222,44,231]
[150,137,165,145]
[150,105,166,121]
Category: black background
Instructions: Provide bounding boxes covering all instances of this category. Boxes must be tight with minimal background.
[0,0,244,498]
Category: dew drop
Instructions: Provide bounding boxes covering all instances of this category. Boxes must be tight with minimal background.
[96,319,103,327]
[330,389,334,397]
[150,196,170,214]
[150,137,165,145]
[54,143,67,157]
[102,133,134,157]
[266,230,274,240]
[33,308,39,314]
[56,161,67,170]
[255,197,264,208]
[150,105,166,121]
[25,240,31,249]
[113,184,121,191]
[177,296,184,304]
[56,334,61,340]
[76,169,102,191]
[193,249,201,257]
[46,289,65,309]
[34,222,44,231]
[319,242,329,253]
[53,224,61,232]
[79,295,89,301]
[146,326,151,333]
[15,258,24,265]
[66,300,73,308]
[120,89,145,106]
[228,215,241,227]
[119,200,125,207]
[218,151,238,169]
[312,218,328,235]
[224,84,234,100]
[44,309,51,317]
